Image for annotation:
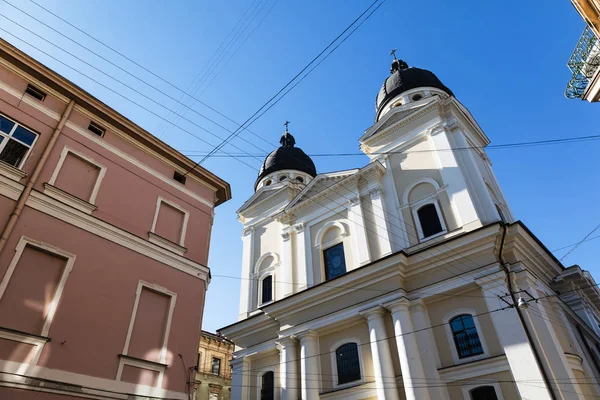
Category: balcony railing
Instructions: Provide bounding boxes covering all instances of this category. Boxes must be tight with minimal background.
[566,26,600,99]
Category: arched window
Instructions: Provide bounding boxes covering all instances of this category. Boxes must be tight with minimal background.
[450,314,483,359]
[261,275,273,304]
[335,343,361,385]
[323,243,346,281]
[469,385,499,400]
[260,371,275,400]
[417,203,444,238]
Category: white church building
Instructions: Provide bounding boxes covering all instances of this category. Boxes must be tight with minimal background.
[219,57,600,400]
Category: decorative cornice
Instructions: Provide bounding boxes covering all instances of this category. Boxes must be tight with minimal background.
[293,223,304,233]
[368,187,382,200]
[347,196,360,206]
[281,232,291,242]
[242,226,254,237]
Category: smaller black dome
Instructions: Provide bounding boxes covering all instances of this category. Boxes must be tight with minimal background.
[376,59,453,120]
[255,132,317,190]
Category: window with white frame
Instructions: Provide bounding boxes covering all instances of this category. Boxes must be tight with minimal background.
[335,342,362,385]
[261,275,273,304]
[323,242,347,281]
[403,179,447,242]
[417,203,444,238]
[149,197,190,254]
[316,222,349,282]
[0,113,38,169]
[443,309,489,365]
[253,253,279,308]
[117,281,176,387]
[469,385,499,400]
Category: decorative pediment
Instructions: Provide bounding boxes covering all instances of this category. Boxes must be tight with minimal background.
[237,184,299,215]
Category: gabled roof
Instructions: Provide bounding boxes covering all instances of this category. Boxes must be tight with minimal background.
[237,183,288,215]
[284,169,359,210]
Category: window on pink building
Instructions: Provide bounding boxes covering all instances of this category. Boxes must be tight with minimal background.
[128,287,171,362]
[54,152,101,202]
[0,244,69,335]
[151,198,189,247]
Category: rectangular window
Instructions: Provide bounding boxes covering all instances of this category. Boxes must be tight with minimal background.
[150,198,189,250]
[261,275,273,304]
[323,243,347,281]
[53,152,101,202]
[212,357,221,375]
[87,121,106,137]
[24,84,46,101]
[0,237,75,339]
[173,171,186,185]
[0,114,38,169]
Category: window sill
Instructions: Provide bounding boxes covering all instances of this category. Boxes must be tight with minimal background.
[0,161,27,182]
[148,232,187,256]
[43,183,97,214]
[118,354,168,369]
[0,325,51,343]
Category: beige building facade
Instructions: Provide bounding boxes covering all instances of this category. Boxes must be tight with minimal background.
[220,58,600,400]
[194,331,234,400]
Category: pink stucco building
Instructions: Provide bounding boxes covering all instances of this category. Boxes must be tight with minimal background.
[0,40,231,399]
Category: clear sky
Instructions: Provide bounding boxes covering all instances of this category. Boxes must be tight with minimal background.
[1,0,599,333]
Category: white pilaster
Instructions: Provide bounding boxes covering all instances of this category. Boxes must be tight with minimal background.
[298,330,320,399]
[382,155,409,250]
[294,223,308,291]
[385,299,432,400]
[231,357,250,400]
[369,187,392,256]
[280,226,294,297]
[477,272,553,400]
[360,307,400,400]
[302,224,314,287]
[429,124,479,229]
[239,226,255,319]
[515,271,585,400]
[410,299,450,400]
[348,195,371,266]
[278,337,299,400]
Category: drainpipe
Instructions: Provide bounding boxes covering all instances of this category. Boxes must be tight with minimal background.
[497,224,558,400]
[0,99,75,254]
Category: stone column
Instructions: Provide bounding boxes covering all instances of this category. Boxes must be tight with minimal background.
[348,195,371,266]
[280,226,294,297]
[385,299,431,400]
[238,226,255,320]
[278,337,299,400]
[514,270,585,400]
[230,357,250,400]
[298,330,320,400]
[369,187,392,256]
[409,299,450,400]
[477,272,553,400]
[360,307,400,400]
[429,124,480,230]
[294,223,308,291]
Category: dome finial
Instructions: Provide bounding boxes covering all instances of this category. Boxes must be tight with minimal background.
[280,120,295,147]
[389,49,408,74]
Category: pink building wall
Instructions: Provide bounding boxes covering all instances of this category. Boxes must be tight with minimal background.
[0,40,230,399]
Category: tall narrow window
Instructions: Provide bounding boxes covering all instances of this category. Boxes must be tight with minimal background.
[417,203,443,238]
[260,371,275,400]
[335,342,361,385]
[151,199,188,246]
[470,385,499,400]
[323,243,346,281]
[450,314,483,359]
[261,275,273,304]
[0,114,38,169]
[212,357,221,375]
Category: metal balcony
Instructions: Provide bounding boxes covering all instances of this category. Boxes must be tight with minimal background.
[565,26,600,99]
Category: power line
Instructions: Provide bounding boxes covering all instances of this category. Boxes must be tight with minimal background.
[561,222,600,262]
[190,0,385,171]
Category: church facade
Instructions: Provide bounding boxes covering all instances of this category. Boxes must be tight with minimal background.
[219,58,600,400]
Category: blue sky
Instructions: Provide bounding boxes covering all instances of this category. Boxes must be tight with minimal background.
[1,0,599,333]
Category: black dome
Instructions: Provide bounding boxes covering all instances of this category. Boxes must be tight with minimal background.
[376,59,453,120]
[255,132,316,190]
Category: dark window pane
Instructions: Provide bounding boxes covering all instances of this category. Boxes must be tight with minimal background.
[323,243,347,281]
[211,357,221,375]
[450,315,484,359]
[262,275,273,303]
[0,115,15,134]
[470,385,499,400]
[260,371,274,400]
[417,204,443,238]
[12,126,36,145]
[336,342,361,384]
[0,139,28,167]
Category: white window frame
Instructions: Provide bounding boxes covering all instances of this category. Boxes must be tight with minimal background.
[315,221,349,282]
[443,308,489,365]
[255,368,276,400]
[117,280,177,387]
[329,338,365,389]
[412,200,447,242]
[149,196,190,255]
[45,146,107,214]
[0,112,39,173]
[0,236,76,364]
[461,381,505,400]
[258,272,275,306]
